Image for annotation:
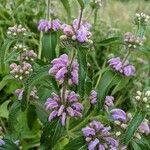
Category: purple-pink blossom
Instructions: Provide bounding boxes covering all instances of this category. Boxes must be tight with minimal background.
[108,57,135,77]
[45,91,83,126]
[138,121,150,135]
[110,108,127,122]
[105,96,114,107]
[61,19,92,43]
[38,19,61,32]
[89,90,97,105]
[49,54,79,85]
[82,120,118,150]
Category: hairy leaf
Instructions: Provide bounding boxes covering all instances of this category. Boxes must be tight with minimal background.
[124,110,146,145]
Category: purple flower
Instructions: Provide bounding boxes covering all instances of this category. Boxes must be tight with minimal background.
[49,54,79,85]
[45,91,83,126]
[108,57,135,77]
[110,108,127,122]
[52,19,61,31]
[123,65,135,76]
[82,120,118,150]
[61,19,92,43]
[138,121,150,135]
[88,138,99,150]
[38,19,61,32]
[105,96,114,107]
[89,90,97,105]
[0,139,5,146]
[38,19,51,32]
[76,26,89,43]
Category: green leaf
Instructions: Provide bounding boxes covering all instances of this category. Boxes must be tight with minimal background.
[8,101,21,131]
[124,110,146,145]
[111,77,130,95]
[77,0,84,9]
[27,104,37,130]
[40,120,65,150]
[131,141,142,150]
[98,37,122,46]
[0,139,19,150]
[0,75,14,91]
[0,100,10,118]
[60,0,71,22]
[64,136,86,150]
[96,70,119,109]
[21,65,50,111]
[0,39,15,66]
[41,32,57,61]
[77,48,87,98]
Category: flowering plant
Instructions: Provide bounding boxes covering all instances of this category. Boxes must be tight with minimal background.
[0,0,149,150]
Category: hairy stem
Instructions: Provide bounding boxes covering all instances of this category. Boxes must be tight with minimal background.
[47,0,50,20]
[78,9,83,29]
[122,49,131,65]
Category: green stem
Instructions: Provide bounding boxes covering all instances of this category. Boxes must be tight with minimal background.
[78,9,83,29]
[122,49,131,65]
[47,0,50,20]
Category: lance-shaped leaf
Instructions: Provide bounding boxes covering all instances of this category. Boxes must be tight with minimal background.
[41,32,57,62]
[64,136,86,150]
[0,139,19,150]
[77,48,87,98]
[124,110,146,145]
[60,0,71,22]
[21,65,50,111]
[40,120,65,150]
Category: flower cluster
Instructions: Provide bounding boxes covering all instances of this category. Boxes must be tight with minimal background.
[108,57,135,77]
[7,24,27,37]
[38,19,61,32]
[20,50,37,62]
[134,90,150,110]
[89,90,97,105]
[110,109,150,139]
[45,91,83,126]
[15,87,39,100]
[134,12,150,26]
[10,62,33,80]
[124,32,145,48]
[61,19,92,43]
[13,44,27,51]
[49,54,79,85]
[82,120,119,150]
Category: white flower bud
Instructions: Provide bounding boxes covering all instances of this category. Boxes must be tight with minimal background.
[143,97,148,103]
[114,121,121,125]
[133,45,136,48]
[136,91,142,96]
[19,76,23,80]
[134,133,141,140]
[135,96,141,100]
[15,75,19,78]
[145,90,150,97]
[7,31,11,35]
[13,32,17,36]
[30,58,34,61]
[25,71,30,75]
[128,44,132,48]
[86,137,92,142]
[72,35,76,40]
[146,105,150,109]
[116,131,121,136]
[19,69,23,73]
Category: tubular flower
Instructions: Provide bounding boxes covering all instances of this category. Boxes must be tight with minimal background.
[89,90,97,105]
[61,19,92,43]
[45,91,83,126]
[82,120,118,150]
[49,54,79,85]
[110,109,127,122]
[105,96,114,107]
[108,57,135,77]
[138,120,150,135]
[38,19,61,32]
[15,87,39,100]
